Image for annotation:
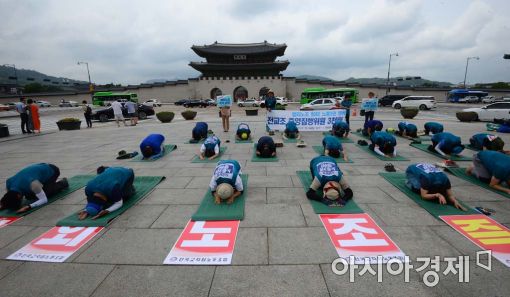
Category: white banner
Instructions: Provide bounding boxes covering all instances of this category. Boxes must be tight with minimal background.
[361,98,379,111]
[267,109,346,132]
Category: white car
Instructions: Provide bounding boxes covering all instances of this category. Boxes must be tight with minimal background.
[300,98,337,110]
[463,102,510,121]
[36,100,52,107]
[482,96,496,103]
[59,100,79,107]
[276,97,288,106]
[143,99,162,107]
[392,96,436,110]
[238,99,260,107]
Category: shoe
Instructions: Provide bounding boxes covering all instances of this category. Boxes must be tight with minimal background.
[357,140,368,146]
[384,163,396,172]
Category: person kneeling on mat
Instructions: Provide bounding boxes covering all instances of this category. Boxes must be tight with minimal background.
[256,136,276,158]
[396,121,418,139]
[369,131,397,158]
[1,163,69,213]
[406,163,466,210]
[210,160,244,204]
[424,122,443,135]
[140,133,166,160]
[469,133,505,152]
[466,150,510,195]
[192,122,208,142]
[322,135,348,161]
[362,119,383,137]
[307,156,353,206]
[236,123,251,141]
[200,135,221,160]
[78,166,135,220]
[283,120,300,139]
[331,120,349,138]
[429,132,464,157]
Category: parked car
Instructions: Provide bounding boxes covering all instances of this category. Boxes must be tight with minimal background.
[183,99,208,108]
[463,102,510,121]
[174,99,189,106]
[458,96,479,103]
[238,99,260,107]
[59,100,79,107]
[482,96,496,103]
[0,104,10,111]
[91,103,155,122]
[204,99,216,106]
[276,97,288,106]
[6,102,17,110]
[300,98,337,110]
[143,99,162,107]
[378,94,409,107]
[36,100,52,107]
[392,96,436,110]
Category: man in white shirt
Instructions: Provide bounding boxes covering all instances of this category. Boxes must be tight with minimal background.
[111,100,127,127]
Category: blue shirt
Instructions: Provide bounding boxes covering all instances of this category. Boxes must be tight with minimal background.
[406,163,450,191]
[6,163,55,195]
[341,99,352,109]
[364,120,383,131]
[323,135,342,151]
[286,121,298,132]
[204,136,220,152]
[432,132,462,151]
[310,156,343,187]
[140,134,165,157]
[333,120,349,131]
[424,122,443,134]
[213,160,241,186]
[193,122,208,139]
[85,167,134,203]
[237,123,250,132]
[126,101,136,113]
[265,96,277,109]
[398,122,417,134]
[470,133,495,150]
[478,151,510,181]
[371,131,396,147]
[15,102,26,113]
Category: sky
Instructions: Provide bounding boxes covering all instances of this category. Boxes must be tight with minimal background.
[1,0,509,85]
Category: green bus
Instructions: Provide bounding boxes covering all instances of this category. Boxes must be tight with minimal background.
[300,87,359,104]
[92,92,139,106]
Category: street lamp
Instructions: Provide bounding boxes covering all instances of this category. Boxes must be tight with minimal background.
[463,56,479,89]
[2,63,19,97]
[386,53,399,95]
[77,61,93,96]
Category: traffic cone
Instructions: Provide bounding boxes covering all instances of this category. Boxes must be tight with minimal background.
[352,108,357,116]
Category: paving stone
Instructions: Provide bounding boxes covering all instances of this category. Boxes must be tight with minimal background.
[232,228,268,265]
[0,225,35,249]
[267,187,307,204]
[241,204,305,227]
[140,188,206,204]
[109,205,167,228]
[150,205,197,228]
[248,175,293,187]
[210,265,329,297]
[367,204,444,226]
[10,204,83,227]
[0,260,23,279]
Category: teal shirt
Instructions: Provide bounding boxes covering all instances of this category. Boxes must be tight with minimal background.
[424,122,443,134]
[310,156,343,187]
[6,163,55,195]
[85,167,134,202]
[478,151,510,181]
[323,135,342,151]
[213,160,241,186]
[371,131,396,147]
[432,132,461,151]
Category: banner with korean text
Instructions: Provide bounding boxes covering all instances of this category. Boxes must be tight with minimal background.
[7,226,103,262]
[441,214,510,268]
[320,213,407,264]
[267,109,346,132]
[361,98,379,111]
[216,95,233,107]
[0,217,21,228]
[164,220,240,265]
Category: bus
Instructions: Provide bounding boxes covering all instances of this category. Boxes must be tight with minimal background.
[300,87,359,104]
[92,92,139,106]
[447,89,488,103]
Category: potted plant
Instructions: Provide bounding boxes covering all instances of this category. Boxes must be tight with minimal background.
[0,123,9,138]
[156,111,175,123]
[456,111,478,122]
[400,107,419,119]
[275,104,286,110]
[245,109,258,116]
[181,109,197,120]
[56,118,81,130]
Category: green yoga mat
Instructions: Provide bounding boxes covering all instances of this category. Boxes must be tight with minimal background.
[191,147,227,163]
[392,132,423,142]
[131,144,177,161]
[409,143,473,161]
[321,132,354,143]
[56,176,165,227]
[296,171,363,214]
[355,144,409,161]
[351,131,370,140]
[235,138,253,144]
[465,144,480,152]
[0,175,93,217]
[251,144,279,162]
[191,175,248,221]
[312,146,353,163]
[187,139,205,144]
[445,167,510,199]
[379,172,476,218]
[283,137,299,143]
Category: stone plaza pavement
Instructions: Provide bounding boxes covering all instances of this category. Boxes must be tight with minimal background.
[0,106,510,297]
